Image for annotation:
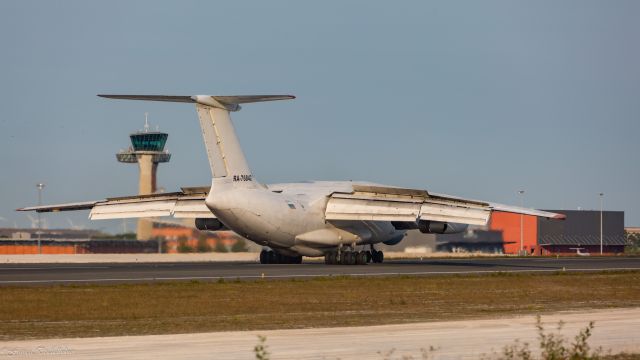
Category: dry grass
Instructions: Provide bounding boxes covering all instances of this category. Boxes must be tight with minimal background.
[0,271,639,340]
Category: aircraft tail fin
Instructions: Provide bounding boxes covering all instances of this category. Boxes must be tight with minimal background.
[99,94,294,183]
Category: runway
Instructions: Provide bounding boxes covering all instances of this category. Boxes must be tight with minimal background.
[0,256,638,285]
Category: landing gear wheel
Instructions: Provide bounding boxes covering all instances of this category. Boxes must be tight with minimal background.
[348,252,357,265]
[371,250,384,263]
[325,250,371,265]
[261,250,304,264]
[339,252,348,265]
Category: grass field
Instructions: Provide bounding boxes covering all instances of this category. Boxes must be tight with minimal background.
[1,271,639,340]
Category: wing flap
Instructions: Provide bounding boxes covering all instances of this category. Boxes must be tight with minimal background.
[326,197,421,222]
[419,202,490,225]
[173,198,215,218]
[326,186,563,225]
[17,201,98,213]
[90,200,176,220]
[18,190,213,220]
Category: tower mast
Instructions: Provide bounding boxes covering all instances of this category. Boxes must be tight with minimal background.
[116,114,171,240]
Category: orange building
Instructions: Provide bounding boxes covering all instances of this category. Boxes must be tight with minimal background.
[150,223,244,253]
[489,212,538,255]
[0,243,88,255]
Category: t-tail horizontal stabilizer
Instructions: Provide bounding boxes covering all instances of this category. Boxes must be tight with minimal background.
[97,94,295,112]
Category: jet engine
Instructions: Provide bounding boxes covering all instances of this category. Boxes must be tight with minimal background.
[382,234,404,245]
[195,218,225,231]
[417,220,468,234]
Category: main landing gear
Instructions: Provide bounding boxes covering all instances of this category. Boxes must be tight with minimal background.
[324,248,384,265]
[259,250,303,264]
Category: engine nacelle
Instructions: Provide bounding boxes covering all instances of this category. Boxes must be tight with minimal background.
[382,234,404,246]
[195,218,225,231]
[418,220,468,234]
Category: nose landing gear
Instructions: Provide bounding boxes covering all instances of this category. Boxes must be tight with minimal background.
[259,250,303,264]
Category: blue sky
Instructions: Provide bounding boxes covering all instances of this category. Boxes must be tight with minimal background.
[1,1,638,232]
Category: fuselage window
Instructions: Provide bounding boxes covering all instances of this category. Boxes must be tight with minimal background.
[287,203,296,209]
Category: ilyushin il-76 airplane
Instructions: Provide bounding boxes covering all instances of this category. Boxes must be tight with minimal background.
[19,95,565,265]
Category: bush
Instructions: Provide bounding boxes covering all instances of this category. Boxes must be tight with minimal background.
[490,315,603,360]
[254,335,269,360]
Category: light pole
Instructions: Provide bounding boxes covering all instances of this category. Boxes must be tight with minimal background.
[36,183,45,254]
[518,190,525,255]
[599,193,604,255]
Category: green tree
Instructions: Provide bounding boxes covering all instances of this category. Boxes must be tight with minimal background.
[196,234,212,252]
[625,231,640,254]
[230,238,248,252]
[90,232,136,240]
[177,236,194,253]
[214,240,228,253]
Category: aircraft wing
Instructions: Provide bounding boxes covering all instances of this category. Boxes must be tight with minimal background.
[17,187,214,220]
[325,184,564,226]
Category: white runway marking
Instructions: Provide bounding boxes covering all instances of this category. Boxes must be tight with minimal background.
[0,266,109,270]
[1,266,638,284]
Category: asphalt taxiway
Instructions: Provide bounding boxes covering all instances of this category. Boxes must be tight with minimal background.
[0,256,638,285]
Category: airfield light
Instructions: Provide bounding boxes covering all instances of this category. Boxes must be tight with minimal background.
[599,193,604,255]
[518,190,525,255]
[36,183,45,254]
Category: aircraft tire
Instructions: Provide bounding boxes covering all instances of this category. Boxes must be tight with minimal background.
[348,252,357,265]
[347,252,355,265]
[365,251,372,263]
[259,250,268,264]
[331,252,339,265]
[356,252,367,265]
[268,251,277,264]
[340,252,349,265]
[371,250,384,263]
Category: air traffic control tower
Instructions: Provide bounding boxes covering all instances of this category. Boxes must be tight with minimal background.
[116,114,171,240]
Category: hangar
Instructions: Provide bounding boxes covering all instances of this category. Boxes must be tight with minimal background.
[489,210,626,255]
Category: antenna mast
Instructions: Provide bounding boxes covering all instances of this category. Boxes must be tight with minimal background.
[144,112,149,133]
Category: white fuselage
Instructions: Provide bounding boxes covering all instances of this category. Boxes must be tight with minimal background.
[205,179,405,256]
